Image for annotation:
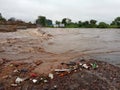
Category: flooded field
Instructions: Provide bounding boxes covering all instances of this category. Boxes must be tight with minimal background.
[0,28,120,66]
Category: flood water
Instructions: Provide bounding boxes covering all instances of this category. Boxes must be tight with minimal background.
[42,28,120,65]
[0,28,120,65]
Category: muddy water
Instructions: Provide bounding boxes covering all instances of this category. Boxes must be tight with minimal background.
[0,28,52,62]
[42,28,120,65]
[0,28,120,66]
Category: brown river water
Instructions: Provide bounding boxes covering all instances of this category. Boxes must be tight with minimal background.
[0,28,120,66]
[42,28,120,65]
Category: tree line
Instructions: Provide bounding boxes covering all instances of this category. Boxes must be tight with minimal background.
[1,13,120,28]
[36,16,120,28]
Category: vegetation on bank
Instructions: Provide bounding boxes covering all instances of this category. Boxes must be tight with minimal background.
[0,13,36,28]
[1,13,120,28]
[35,16,120,28]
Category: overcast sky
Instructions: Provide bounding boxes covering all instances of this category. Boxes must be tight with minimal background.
[0,0,120,23]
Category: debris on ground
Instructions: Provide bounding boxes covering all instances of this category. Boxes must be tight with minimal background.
[15,77,24,84]
[48,73,54,79]
[11,83,18,87]
[30,73,38,78]
[32,79,38,84]
[0,58,120,90]
[54,69,71,72]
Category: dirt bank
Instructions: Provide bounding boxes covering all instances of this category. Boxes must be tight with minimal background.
[0,25,17,32]
[0,58,120,90]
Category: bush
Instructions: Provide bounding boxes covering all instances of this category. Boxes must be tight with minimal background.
[97,22,109,28]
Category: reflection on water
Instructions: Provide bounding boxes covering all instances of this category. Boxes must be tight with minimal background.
[43,28,120,65]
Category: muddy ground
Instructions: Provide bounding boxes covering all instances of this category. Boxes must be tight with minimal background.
[0,28,120,90]
[0,58,120,90]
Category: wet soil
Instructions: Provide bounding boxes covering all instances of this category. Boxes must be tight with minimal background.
[0,59,120,90]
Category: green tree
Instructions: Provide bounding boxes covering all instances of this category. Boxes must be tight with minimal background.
[66,22,78,28]
[36,16,46,27]
[0,13,2,19]
[62,18,67,26]
[98,22,109,28]
[89,19,97,28]
[114,17,120,26]
[0,13,6,22]
[90,20,97,25]
[8,17,16,22]
[82,21,89,28]
[111,17,120,28]
[62,18,71,26]
[55,21,61,25]
[78,21,83,27]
